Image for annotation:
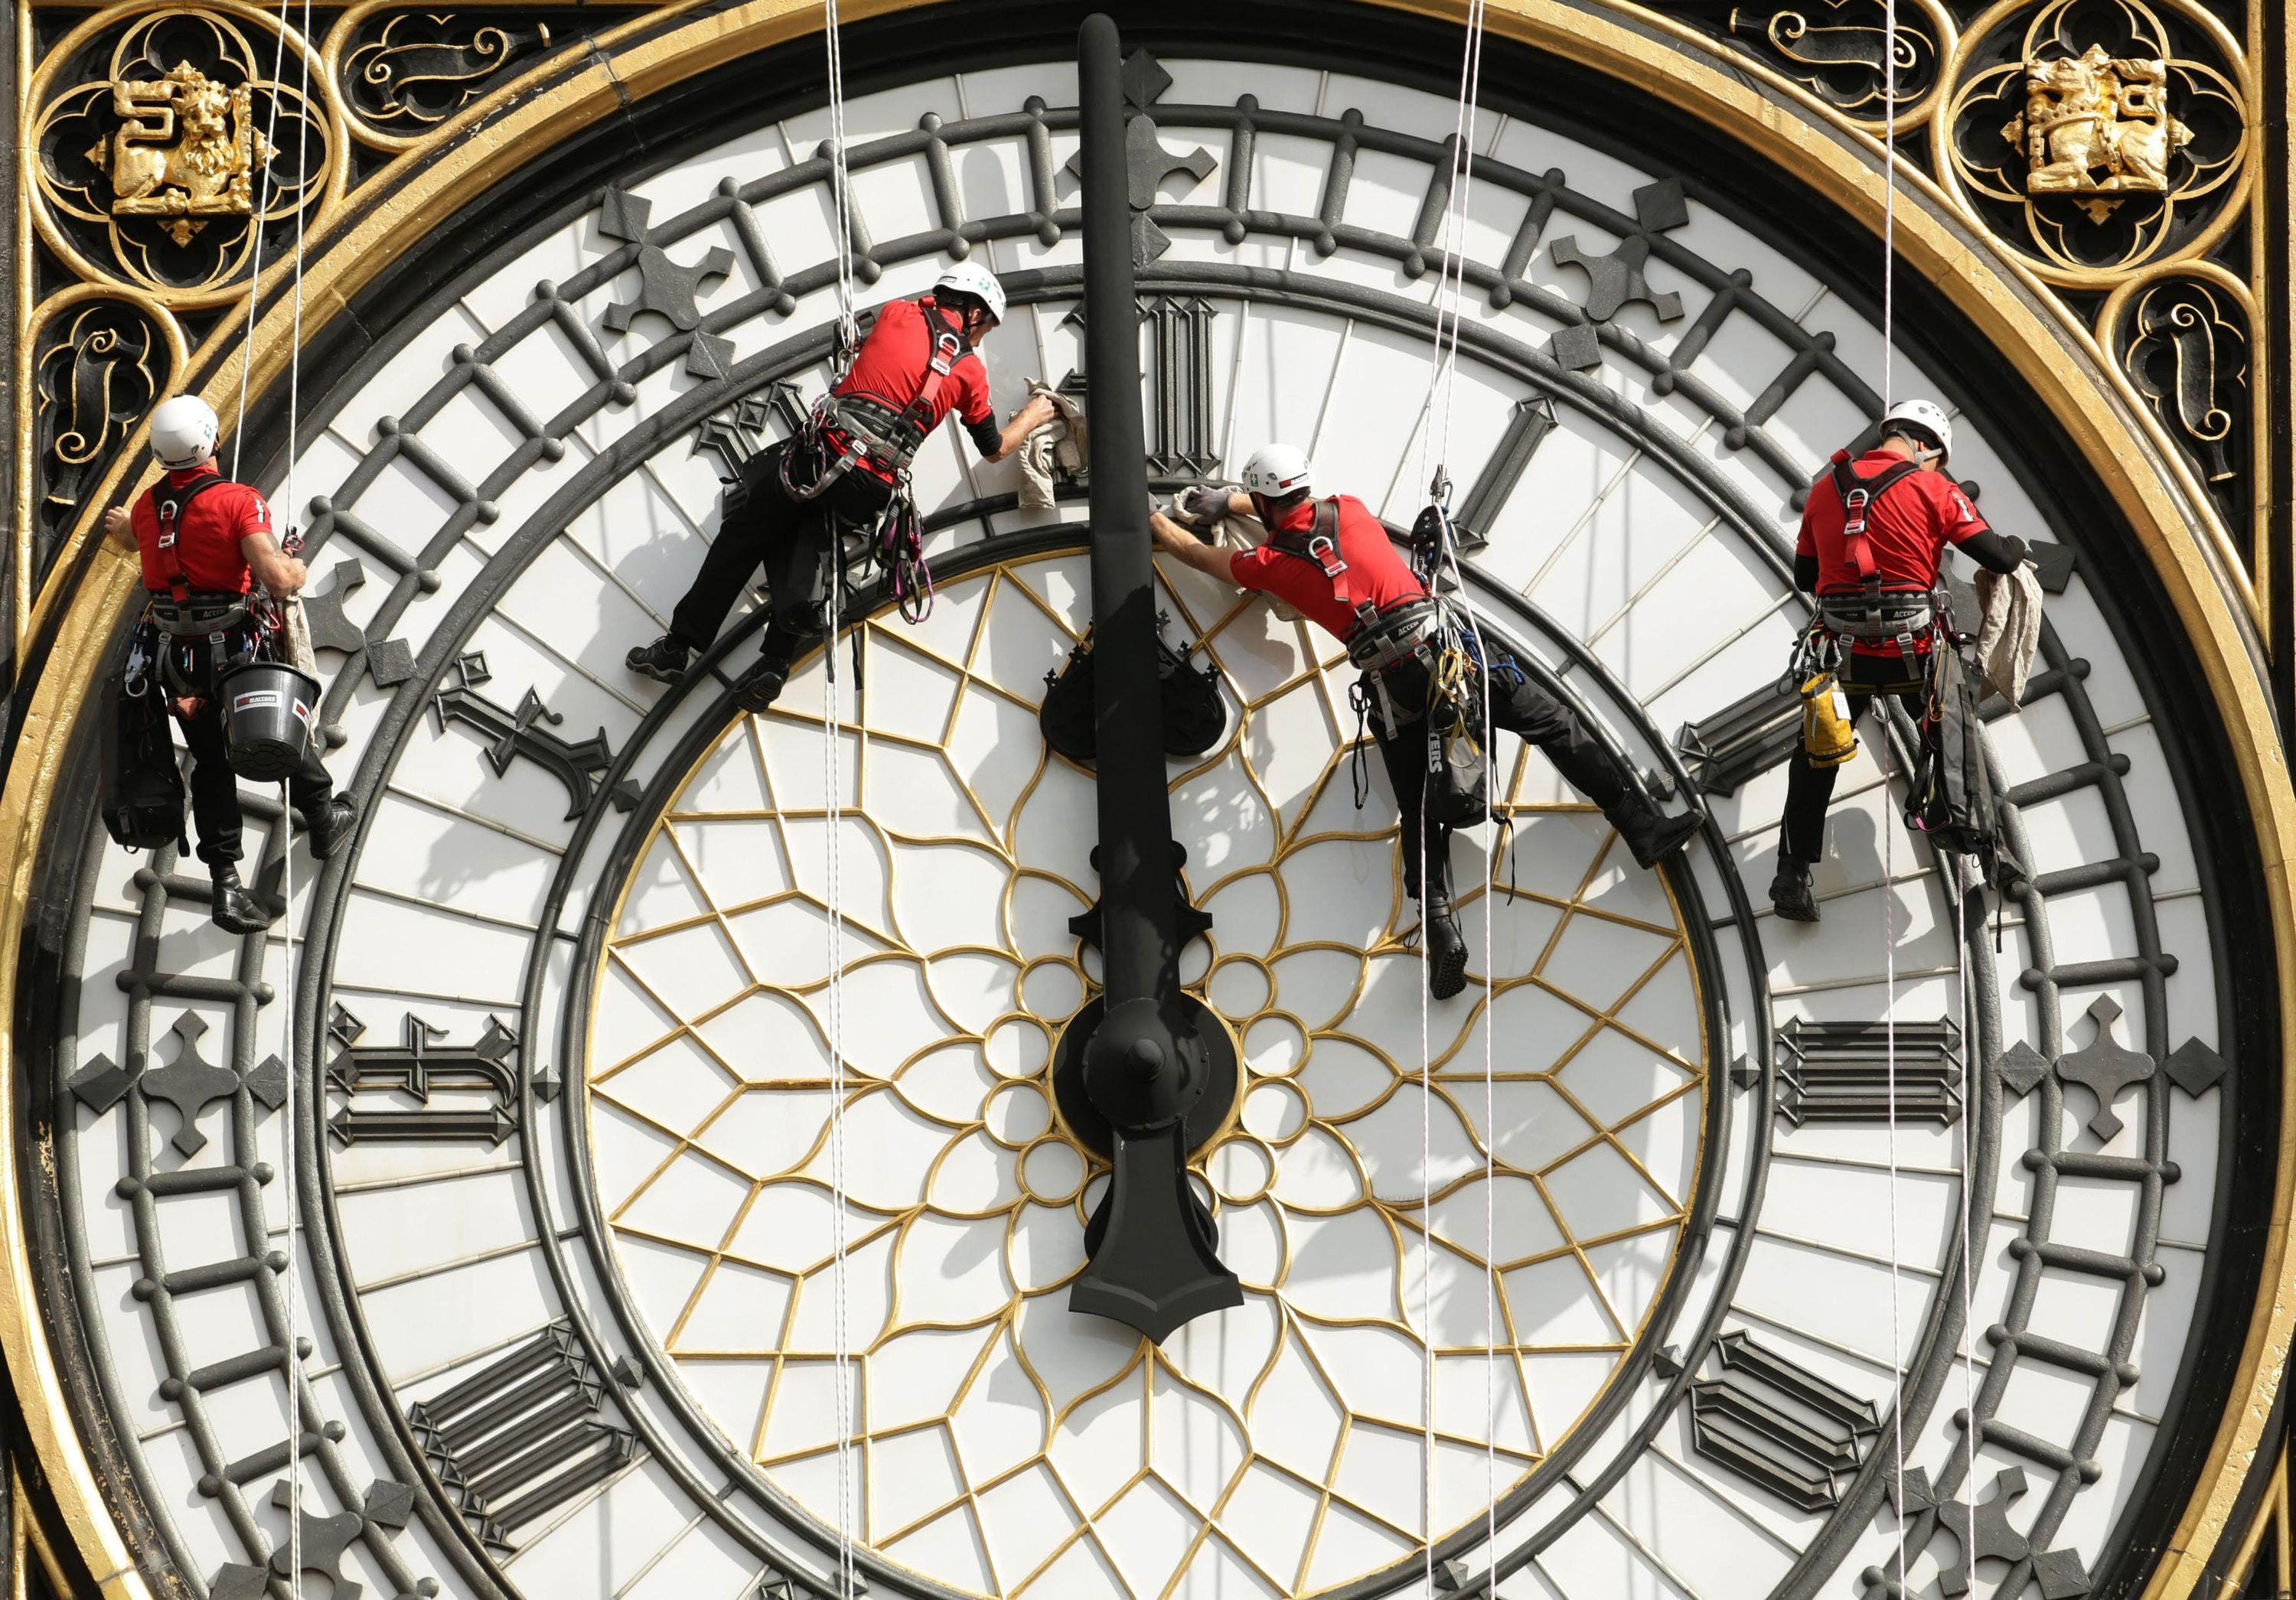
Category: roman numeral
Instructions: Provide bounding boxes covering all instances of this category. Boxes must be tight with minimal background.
[1774,1017,1964,1126]
[1680,1330,1880,1511]
[1675,679,1802,797]
[1143,295,1219,476]
[1451,395,1557,552]
[432,650,639,823]
[409,1321,638,1552]
[326,1005,520,1147]
[693,380,807,482]
[1055,294,1219,475]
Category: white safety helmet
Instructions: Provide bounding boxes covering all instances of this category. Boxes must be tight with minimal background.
[1240,442,1313,500]
[149,394,220,471]
[1880,397,1953,465]
[934,260,1008,325]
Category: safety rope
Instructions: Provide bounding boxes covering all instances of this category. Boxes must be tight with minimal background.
[823,0,859,357]
[1880,709,1908,1583]
[219,2,319,1589]
[820,5,858,1595]
[282,1,315,1589]
[1879,2,1910,1581]
[822,546,855,1600]
[1410,3,1492,1585]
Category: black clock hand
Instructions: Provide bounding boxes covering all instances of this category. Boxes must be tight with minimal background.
[1063,10,1241,1344]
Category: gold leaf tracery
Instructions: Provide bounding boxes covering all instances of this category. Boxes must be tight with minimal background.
[588,552,1711,1598]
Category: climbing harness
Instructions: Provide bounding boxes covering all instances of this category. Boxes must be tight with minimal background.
[1816,450,1942,679]
[775,298,960,624]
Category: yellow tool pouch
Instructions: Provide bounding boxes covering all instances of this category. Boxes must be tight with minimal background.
[1801,672,1857,767]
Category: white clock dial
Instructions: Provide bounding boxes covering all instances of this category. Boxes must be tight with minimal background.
[588,549,1710,1595]
[29,38,2236,1600]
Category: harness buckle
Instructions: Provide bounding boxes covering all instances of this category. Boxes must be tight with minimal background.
[1306,534,1347,579]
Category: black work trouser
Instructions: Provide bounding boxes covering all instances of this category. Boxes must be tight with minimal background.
[1777,651,1929,866]
[1372,652,1626,901]
[667,440,894,663]
[177,699,334,869]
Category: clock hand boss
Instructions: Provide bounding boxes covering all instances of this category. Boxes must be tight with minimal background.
[1058,11,1243,1345]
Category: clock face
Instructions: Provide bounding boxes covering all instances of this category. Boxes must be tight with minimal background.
[589,549,1712,1594]
[34,36,2238,1600]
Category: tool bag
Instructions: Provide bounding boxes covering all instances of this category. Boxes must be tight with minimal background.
[1421,690,1489,827]
[101,663,187,853]
[1906,640,2024,890]
[1799,671,1857,768]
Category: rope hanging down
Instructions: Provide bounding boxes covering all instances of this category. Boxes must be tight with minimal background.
[227,0,318,1589]
[819,5,859,1598]
[1877,1,1916,1585]
[1411,2,1495,1587]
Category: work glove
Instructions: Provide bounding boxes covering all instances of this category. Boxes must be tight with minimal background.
[1175,484,1232,528]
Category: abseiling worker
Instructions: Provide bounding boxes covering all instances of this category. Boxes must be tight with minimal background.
[627,262,1058,710]
[1769,399,2029,923]
[1151,444,1702,1000]
[101,396,358,934]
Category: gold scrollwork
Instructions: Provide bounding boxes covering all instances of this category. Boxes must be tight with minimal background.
[1718,0,1958,131]
[13,282,188,655]
[26,5,348,309]
[34,302,163,530]
[1934,0,2251,285]
[334,8,556,152]
[2099,262,2254,567]
[2122,276,2244,481]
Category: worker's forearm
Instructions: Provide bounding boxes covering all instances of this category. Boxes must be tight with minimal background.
[241,533,305,594]
[983,398,1058,464]
[984,413,1034,463]
[1959,528,2029,574]
[1150,512,1239,584]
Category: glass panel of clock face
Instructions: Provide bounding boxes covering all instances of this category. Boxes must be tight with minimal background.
[588,552,1710,1594]
[42,45,2224,1600]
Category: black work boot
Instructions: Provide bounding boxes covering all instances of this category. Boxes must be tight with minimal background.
[1606,791,1705,870]
[1422,895,1471,1001]
[1769,862,1819,923]
[303,794,358,861]
[626,634,693,685]
[210,865,270,936]
[732,652,791,714]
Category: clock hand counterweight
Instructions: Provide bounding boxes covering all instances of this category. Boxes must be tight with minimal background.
[1062,10,1243,1344]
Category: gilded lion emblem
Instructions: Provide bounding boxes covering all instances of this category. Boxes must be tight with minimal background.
[87,61,272,246]
[2003,44,2191,210]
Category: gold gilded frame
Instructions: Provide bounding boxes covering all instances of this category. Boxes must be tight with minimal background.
[2,2,2288,1596]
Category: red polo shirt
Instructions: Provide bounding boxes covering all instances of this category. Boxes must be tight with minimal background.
[834,295,993,435]
[132,466,271,595]
[1799,451,1990,656]
[1228,495,1425,640]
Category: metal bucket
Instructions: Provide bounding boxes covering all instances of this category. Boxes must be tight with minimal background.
[218,660,319,781]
